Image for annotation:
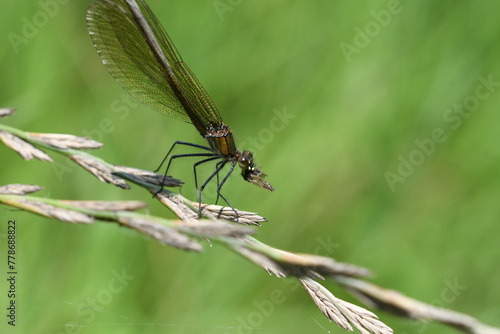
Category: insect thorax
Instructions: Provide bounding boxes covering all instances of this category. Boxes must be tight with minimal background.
[205,123,237,158]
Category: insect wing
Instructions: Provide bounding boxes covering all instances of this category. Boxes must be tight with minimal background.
[87,0,222,133]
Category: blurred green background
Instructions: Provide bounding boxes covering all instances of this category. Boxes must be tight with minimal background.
[1,0,499,333]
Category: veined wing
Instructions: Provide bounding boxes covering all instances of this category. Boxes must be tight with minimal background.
[86,0,223,136]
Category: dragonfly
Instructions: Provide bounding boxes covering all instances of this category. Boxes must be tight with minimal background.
[86,0,274,216]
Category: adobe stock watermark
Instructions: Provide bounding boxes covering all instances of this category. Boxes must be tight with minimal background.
[238,106,295,154]
[8,0,73,54]
[313,235,340,257]
[213,0,245,21]
[385,74,499,192]
[48,267,135,334]
[51,93,138,182]
[222,235,339,334]
[401,277,467,334]
[229,288,289,334]
[339,0,410,64]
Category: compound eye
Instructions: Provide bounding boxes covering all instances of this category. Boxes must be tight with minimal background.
[238,151,253,170]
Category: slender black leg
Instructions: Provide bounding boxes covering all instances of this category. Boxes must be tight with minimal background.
[152,141,240,220]
[165,152,215,177]
[216,163,238,219]
[155,141,212,172]
[214,161,224,205]
[155,152,215,196]
[197,161,227,217]
[193,156,220,202]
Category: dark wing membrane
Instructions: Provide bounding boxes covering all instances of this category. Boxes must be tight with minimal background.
[86,0,222,135]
